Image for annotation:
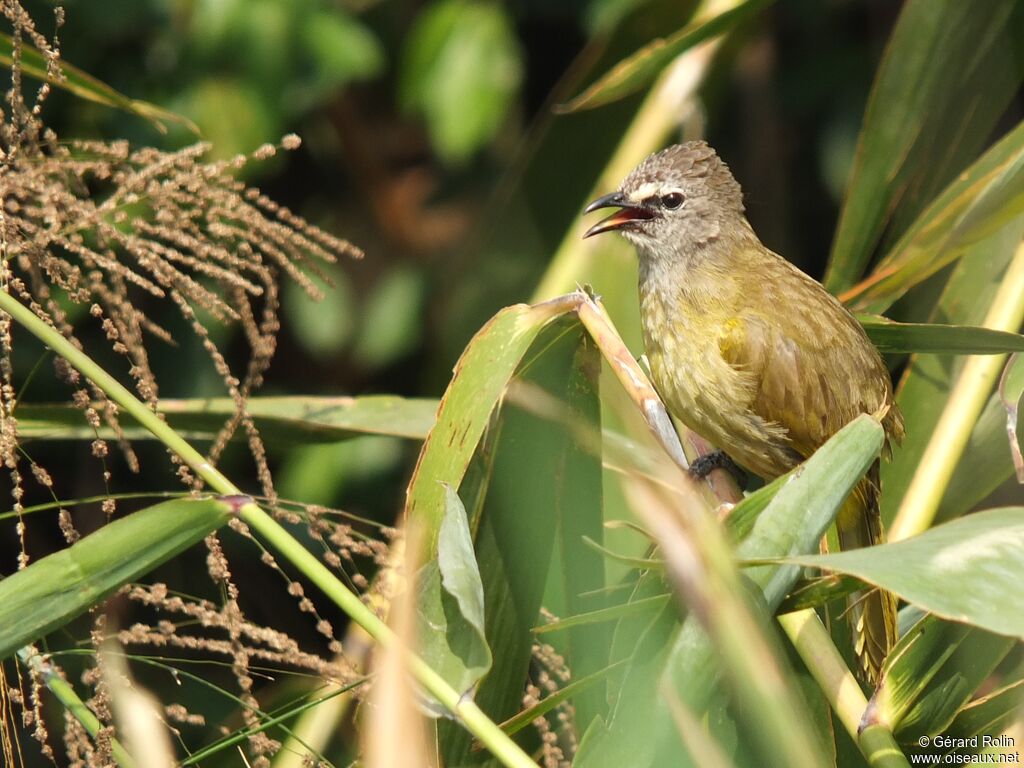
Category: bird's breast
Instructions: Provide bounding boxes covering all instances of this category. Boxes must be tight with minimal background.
[638,272,796,477]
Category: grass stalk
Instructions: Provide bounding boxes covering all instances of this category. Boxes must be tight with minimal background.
[778,610,909,768]
[17,648,136,768]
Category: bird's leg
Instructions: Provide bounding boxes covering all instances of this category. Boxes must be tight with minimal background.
[689,449,745,486]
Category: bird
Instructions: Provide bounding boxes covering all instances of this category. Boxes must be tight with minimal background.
[582,141,903,683]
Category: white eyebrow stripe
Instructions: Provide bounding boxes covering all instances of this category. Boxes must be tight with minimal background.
[629,181,664,201]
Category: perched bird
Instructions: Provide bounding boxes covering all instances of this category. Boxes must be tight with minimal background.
[583,141,903,683]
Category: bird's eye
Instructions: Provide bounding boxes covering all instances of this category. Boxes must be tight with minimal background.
[661,192,684,209]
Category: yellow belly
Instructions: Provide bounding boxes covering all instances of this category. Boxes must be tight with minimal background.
[640,285,798,478]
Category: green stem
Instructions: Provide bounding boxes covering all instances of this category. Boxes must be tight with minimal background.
[889,240,1024,541]
[777,610,909,768]
[0,291,538,768]
[859,725,912,768]
[18,649,136,768]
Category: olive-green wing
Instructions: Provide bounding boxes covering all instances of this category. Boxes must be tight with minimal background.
[717,261,892,458]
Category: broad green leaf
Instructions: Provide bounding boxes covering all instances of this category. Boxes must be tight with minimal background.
[405,301,566,534]
[0,33,198,134]
[405,304,605,763]
[557,0,769,113]
[845,120,1024,313]
[731,415,884,608]
[867,615,1014,739]
[15,395,439,443]
[440,320,600,763]
[415,485,492,713]
[825,0,1023,292]
[858,316,1024,355]
[538,333,609,735]
[0,497,234,659]
[946,678,1024,743]
[779,508,1024,638]
[399,0,522,163]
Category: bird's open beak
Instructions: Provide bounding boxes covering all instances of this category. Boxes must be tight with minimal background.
[583,192,653,238]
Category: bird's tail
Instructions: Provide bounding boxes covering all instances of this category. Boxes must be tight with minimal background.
[836,462,897,684]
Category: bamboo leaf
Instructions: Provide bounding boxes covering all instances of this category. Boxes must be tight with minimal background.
[406,301,569,535]
[858,316,1024,355]
[945,678,1024,743]
[415,485,492,713]
[15,395,439,443]
[557,0,769,113]
[824,0,1023,292]
[532,594,670,635]
[496,661,626,738]
[844,120,1024,312]
[0,33,198,134]
[866,614,1014,739]
[779,508,1024,638]
[405,299,605,762]
[0,497,235,659]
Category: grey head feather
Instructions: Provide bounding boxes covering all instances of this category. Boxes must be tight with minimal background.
[619,141,746,253]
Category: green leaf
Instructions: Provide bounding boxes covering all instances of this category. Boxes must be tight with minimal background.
[730,415,885,608]
[15,395,439,443]
[532,594,670,635]
[882,222,1024,524]
[557,0,769,113]
[945,678,1024,742]
[779,508,1024,638]
[415,485,492,713]
[0,33,198,135]
[845,120,1024,313]
[497,661,626,738]
[858,315,1024,355]
[824,0,1023,292]
[301,9,384,89]
[0,497,234,659]
[578,416,884,767]
[438,318,603,763]
[405,301,567,534]
[867,615,1014,739]
[404,299,605,761]
[399,0,522,163]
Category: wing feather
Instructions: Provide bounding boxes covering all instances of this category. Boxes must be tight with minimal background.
[717,258,895,461]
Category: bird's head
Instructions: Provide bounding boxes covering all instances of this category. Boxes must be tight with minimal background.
[583,141,744,256]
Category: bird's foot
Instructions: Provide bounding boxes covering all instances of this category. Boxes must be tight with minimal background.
[689,449,745,486]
